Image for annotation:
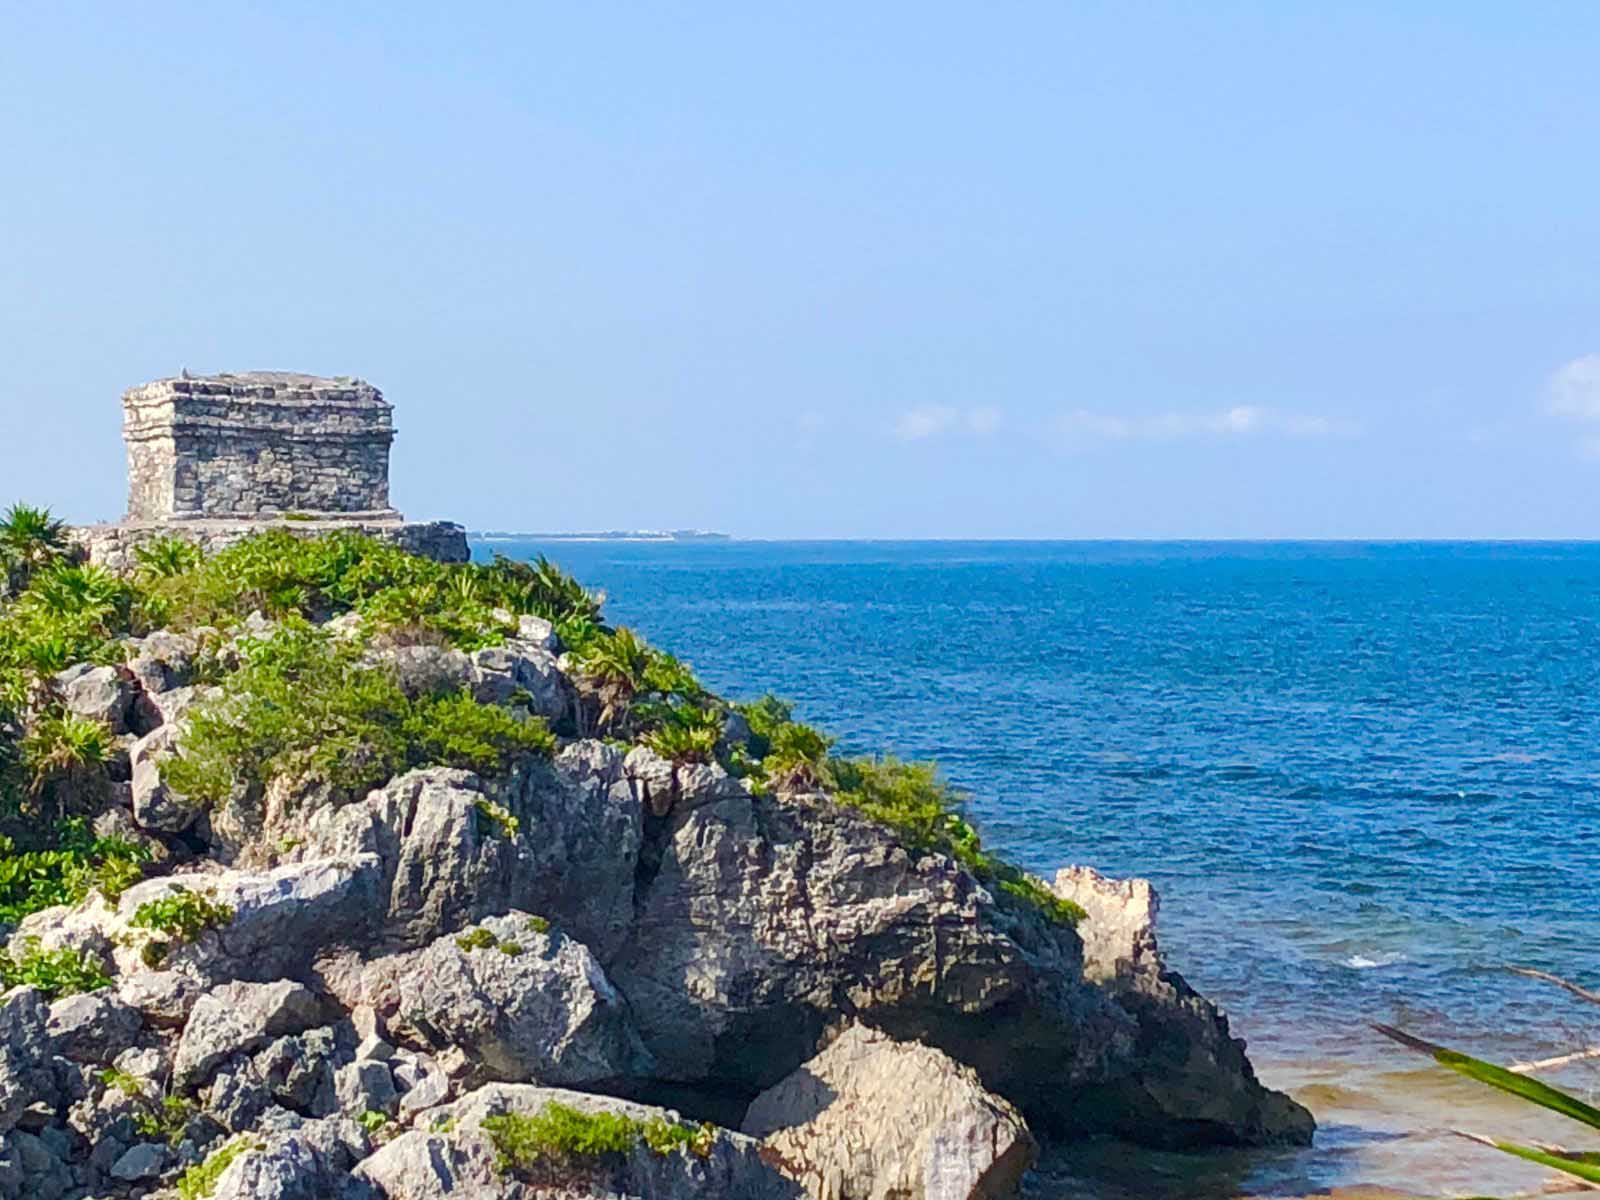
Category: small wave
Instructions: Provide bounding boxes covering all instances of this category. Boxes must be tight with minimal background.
[1344,952,1406,969]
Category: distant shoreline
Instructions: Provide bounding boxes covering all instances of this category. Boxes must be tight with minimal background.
[470,530,732,543]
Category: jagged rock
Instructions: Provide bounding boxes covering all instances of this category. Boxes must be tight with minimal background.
[467,642,572,723]
[130,722,203,833]
[208,1065,276,1133]
[13,895,117,964]
[174,981,323,1090]
[144,682,215,729]
[255,1028,340,1116]
[1048,866,1313,1147]
[743,1022,1036,1200]
[112,856,384,983]
[381,644,470,699]
[118,969,202,1028]
[113,1045,167,1083]
[356,913,646,1089]
[515,615,558,653]
[334,1060,397,1117]
[0,1127,73,1200]
[125,630,198,695]
[110,1140,166,1180]
[1051,867,1160,985]
[605,789,1311,1148]
[51,663,133,733]
[353,1084,798,1200]
[302,748,640,959]
[625,747,744,816]
[202,1117,374,1200]
[45,991,141,1063]
[391,1057,449,1120]
[0,988,57,1134]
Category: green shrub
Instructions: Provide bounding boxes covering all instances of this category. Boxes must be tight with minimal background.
[0,503,69,592]
[133,1094,198,1146]
[734,696,831,786]
[455,927,497,952]
[142,531,598,651]
[175,1137,263,1200]
[472,798,520,839]
[130,886,234,941]
[641,706,722,764]
[480,1102,711,1174]
[164,622,554,807]
[0,817,148,924]
[0,939,111,998]
[356,1110,390,1133]
[19,710,113,799]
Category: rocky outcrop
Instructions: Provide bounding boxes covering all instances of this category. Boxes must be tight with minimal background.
[1048,866,1313,1147]
[354,1084,798,1200]
[0,564,1313,1198]
[604,786,1309,1147]
[744,1022,1036,1200]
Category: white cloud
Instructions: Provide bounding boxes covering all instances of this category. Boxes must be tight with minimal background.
[1056,405,1349,440]
[895,405,1002,440]
[967,406,1002,434]
[1549,355,1600,421]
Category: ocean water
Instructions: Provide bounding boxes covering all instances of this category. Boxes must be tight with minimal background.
[475,538,1600,1196]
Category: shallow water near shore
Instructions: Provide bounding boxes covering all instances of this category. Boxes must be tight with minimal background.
[476,537,1600,1196]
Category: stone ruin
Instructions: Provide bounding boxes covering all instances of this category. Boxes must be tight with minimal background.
[76,371,468,567]
[123,372,400,522]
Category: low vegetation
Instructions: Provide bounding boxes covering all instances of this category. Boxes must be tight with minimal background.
[174,1137,263,1200]
[480,1101,715,1173]
[163,622,556,807]
[0,938,111,998]
[0,816,148,926]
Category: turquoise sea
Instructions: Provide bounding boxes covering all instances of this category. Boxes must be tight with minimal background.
[476,538,1600,1197]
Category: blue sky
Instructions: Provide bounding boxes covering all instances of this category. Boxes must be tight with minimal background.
[2,3,1598,538]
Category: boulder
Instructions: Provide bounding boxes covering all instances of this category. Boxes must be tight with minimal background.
[51,663,132,733]
[357,913,646,1089]
[381,644,471,700]
[173,980,323,1089]
[45,991,141,1063]
[743,1022,1036,1200]
[334,1060,397,1117]
[112,856,384,983]
[515,615,559,653]
[117,969,202,1028]
[624,746,744,816]
[109,1141,166,1181]
[353,1084,797,1200]
[125,630,198,694]
[130,723,203,833]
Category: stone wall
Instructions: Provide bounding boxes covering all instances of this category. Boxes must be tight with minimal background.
[124,373,398,521]
[72,519,470,571]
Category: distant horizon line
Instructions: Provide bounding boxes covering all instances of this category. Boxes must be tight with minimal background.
[465,532,1600,545]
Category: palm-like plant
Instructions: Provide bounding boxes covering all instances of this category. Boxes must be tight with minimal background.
[0,504,69,591]
[571,627,653,732]
[1377,968,1600,1189]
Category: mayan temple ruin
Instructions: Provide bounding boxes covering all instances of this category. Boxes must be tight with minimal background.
[75,371,468,566]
